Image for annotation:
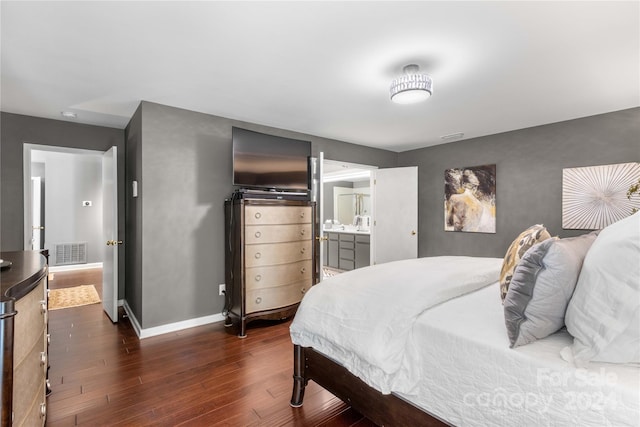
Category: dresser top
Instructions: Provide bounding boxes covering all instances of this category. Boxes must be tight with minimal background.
[0,251,47,301]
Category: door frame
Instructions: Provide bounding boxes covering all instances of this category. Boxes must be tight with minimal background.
[23,144,109,250]
[31,176,43,250]
[23,144,108,250]
[320,158,378,272]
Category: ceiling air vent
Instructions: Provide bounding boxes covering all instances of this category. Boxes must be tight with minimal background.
[54,242,87,265]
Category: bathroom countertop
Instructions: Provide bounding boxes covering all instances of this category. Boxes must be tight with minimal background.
[322,227,370,235]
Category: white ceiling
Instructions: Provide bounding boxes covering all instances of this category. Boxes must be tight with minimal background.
[1,1,638,152]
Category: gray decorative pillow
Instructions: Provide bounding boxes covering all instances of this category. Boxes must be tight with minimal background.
[499,224,552,301]
[504,231,599,348]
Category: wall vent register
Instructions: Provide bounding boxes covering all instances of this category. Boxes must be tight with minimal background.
[53,242,87,265]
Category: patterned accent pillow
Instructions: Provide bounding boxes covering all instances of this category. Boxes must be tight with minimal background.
[499,224,552,301]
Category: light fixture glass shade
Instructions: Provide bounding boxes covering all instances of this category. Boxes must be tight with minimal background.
[390,64,433,104]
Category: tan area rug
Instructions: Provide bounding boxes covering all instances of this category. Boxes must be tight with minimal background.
[322,267,343,278]
[48,285,101,310]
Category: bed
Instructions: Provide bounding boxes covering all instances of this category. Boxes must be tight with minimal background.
[289,214,640,426]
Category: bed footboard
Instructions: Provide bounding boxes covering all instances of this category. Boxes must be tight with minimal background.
[290,344,450,426]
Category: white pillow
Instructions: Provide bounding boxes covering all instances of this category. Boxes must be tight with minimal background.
[562,212,640,367]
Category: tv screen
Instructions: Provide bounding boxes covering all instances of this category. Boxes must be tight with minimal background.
[232,127,311,191]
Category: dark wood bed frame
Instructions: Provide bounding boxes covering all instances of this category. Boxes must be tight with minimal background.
[290,345,450,426]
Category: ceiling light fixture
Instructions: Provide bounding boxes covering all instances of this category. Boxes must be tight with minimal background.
[390,64,433,104]
[61,111,77,119]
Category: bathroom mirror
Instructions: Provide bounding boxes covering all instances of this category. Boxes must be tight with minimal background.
[322,159,376,228]
[335,191,371,225]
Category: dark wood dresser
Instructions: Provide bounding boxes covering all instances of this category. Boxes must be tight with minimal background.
[225,198,315,337]
[1,251,48,426]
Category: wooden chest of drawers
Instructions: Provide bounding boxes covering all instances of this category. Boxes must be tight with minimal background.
[225,198,315,337]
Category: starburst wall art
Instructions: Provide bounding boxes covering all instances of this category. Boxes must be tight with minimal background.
[562,162,640,229]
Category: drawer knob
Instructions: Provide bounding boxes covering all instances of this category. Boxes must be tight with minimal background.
[255,297,262,304]
[40,351,47,366]
[301,287,306,294]
[47,333,51,345]
[255,231,262,238]
[255,212,262,219]
[255,252,261,259]
[300,212,305,218]
[40,402,47,418]
[300,247,306,254]
[255,275,262,282]
[40,300,47,314]
[300,267,305,274]
[300,229,305,235]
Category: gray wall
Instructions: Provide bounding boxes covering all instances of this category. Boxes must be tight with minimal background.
[4,105,637,331]
[398,107,640,258]
[127,101,397,328]
[0,112,126,295]
[33,150,104,264]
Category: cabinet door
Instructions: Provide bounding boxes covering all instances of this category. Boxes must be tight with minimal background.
[322,239,328,267]
[327,233,339,269]
[355,237,370,269]
[339,249,355,271]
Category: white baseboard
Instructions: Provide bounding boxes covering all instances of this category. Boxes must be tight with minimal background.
[49,262,103,273]
[121,300,225,339]
[122,300,143,337]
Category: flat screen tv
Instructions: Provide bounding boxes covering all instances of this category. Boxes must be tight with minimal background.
[232,127,311,192]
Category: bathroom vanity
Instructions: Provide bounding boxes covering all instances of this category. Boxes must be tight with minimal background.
[324,229,370,271]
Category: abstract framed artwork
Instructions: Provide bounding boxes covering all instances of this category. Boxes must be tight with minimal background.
[562,162,640,229]
[444,164,496,233]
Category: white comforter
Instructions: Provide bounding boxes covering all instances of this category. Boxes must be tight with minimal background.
[290,256,503,393]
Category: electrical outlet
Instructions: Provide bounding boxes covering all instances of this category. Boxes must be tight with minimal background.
[219,284,226,296]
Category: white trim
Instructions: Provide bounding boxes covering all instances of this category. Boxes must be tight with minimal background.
[23,145,32,249]
[122,300,142,337]
[24,143,105,251]
[49,262,103,273]
[122,300,225,339]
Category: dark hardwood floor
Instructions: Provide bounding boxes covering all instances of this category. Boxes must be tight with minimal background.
[45,268,376,426]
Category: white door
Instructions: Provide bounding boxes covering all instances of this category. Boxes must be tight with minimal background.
[371,167,418,264]
[316,152,325,281]
[102,146,119,322]
[31,177,43,250]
